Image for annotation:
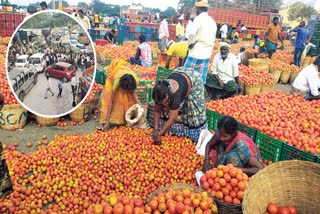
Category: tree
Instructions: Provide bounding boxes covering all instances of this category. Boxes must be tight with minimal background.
[78,2,89,10]
[152,8,161,13]
[288,2,318,22]
[163,7,176,19]
[48,0,69,9]
[91,0,120,16]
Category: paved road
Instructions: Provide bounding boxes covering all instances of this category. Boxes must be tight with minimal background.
[23,69,83,117]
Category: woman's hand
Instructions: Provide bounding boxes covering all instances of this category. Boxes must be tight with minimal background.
[152,130,161,145]
[103,122,110,131]
[202,159,212,173]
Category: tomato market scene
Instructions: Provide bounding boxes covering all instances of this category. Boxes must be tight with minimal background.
[0,0,320,213]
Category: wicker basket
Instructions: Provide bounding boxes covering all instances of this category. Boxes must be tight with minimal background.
[147,183,202,203]
[279,71,291,84]
[70,100,92,122]
[215,198,243,214]
[90,90,102,109]
[245,84,262,95]
[260,84,274,93]
[0,104,28,130]
[243,160,320,214]
[289,72,300,84]
[35,116,60,126]
[249,58,270,72]
[269,70,282,84]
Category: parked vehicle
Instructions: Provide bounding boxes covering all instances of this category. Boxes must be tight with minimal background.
[29,53,46,73]
[45,62,76,82]
[77,44,87,53]
[9,67,38,102]
[70,40,79,51]
[15,55,30,68]
[70,36,79,41]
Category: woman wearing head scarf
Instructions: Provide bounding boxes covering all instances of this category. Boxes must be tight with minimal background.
[202,116,264,176]
[97,59,141,131]
[205,42,240,100]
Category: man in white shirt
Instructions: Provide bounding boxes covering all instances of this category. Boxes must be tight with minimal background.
[220,22,228,42]
[184,0,217,84]
[77,9,91,32]
[291,56,320,100]
[158,13,169,52]
[205,42,240,100]
[185,15,195,39]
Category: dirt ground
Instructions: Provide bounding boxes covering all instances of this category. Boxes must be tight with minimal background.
[1,83,292,154]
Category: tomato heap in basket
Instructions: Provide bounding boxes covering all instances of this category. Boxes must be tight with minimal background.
[200,164,249,204]
[266,203,298,214]
[148,188,218,214]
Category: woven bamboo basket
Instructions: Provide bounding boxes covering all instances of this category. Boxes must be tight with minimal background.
[279,71,291,84]
[214,198,243,214]
[147,183,203,203]
[260,84,274,93]
[269,69,282,84]
[70,100,92,122]
[249,58,270,72]
[245,84,262,95]
[289,72,300,84]
[239,82,245,95]
[0,104,28,130]
[35,116,60,126]
[90,90,102,109]
[243,160,320,214]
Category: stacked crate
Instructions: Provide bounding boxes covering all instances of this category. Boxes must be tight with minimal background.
[308,19,320,56]
[0,13,25,37]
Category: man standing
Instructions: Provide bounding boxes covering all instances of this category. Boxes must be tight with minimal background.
[176,16,185,41]
[292,21,310,67]
[94,12,100,28]
[220,22,228,42]
[185,15,195,40]
[265,17,284,59]
[71,76,77,95]
[77,9,91,32]
[57,79,63,98]
[165,40,188,69]
[205,43,240,100]
[45,76,54,99]
[158,13,169,52]
[185,0,217,83]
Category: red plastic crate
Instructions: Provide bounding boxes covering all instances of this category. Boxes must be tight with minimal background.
[0,29,6,37]
[95,39,109,46]
[14,14,23,21]
[0,22,5,28]
[0,14,5,21]
[6,28,15,37]
[14,20,22,27]
[5,13,14,21]
[6,21,15,28]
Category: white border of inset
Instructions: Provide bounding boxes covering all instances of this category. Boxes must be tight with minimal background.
[5,9,97,118]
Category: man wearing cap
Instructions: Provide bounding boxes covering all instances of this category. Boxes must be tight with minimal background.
[165,40,189,69]
[205,42,240,100]
[176,16,185,42]
[184,0,217,84]
[158,13,169,52]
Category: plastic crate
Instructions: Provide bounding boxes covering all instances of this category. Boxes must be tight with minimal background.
[145,28,153,34]
[147,103,154,128]
[316,155,320,164]
[5,14,14,21]
[135,26,142,33]
[0,14,5,21]
[136,86,149,104]
[156,66,173,82]
[280,143,316,162]
[238,122,257,141]
[255,131,283,162]
[206,110,223,131]
[0,29,6,37]
[129,32,136,39]
[6,21,14,28]
[6,29,15,37]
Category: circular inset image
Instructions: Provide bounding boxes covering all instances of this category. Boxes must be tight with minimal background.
[6,10,96,117]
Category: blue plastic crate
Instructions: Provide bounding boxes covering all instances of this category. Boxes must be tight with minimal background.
[118,25,130,32]
[145,34,152,42]
[135,26,142,33]
[145,28,153,33]
[129,32,136,39]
